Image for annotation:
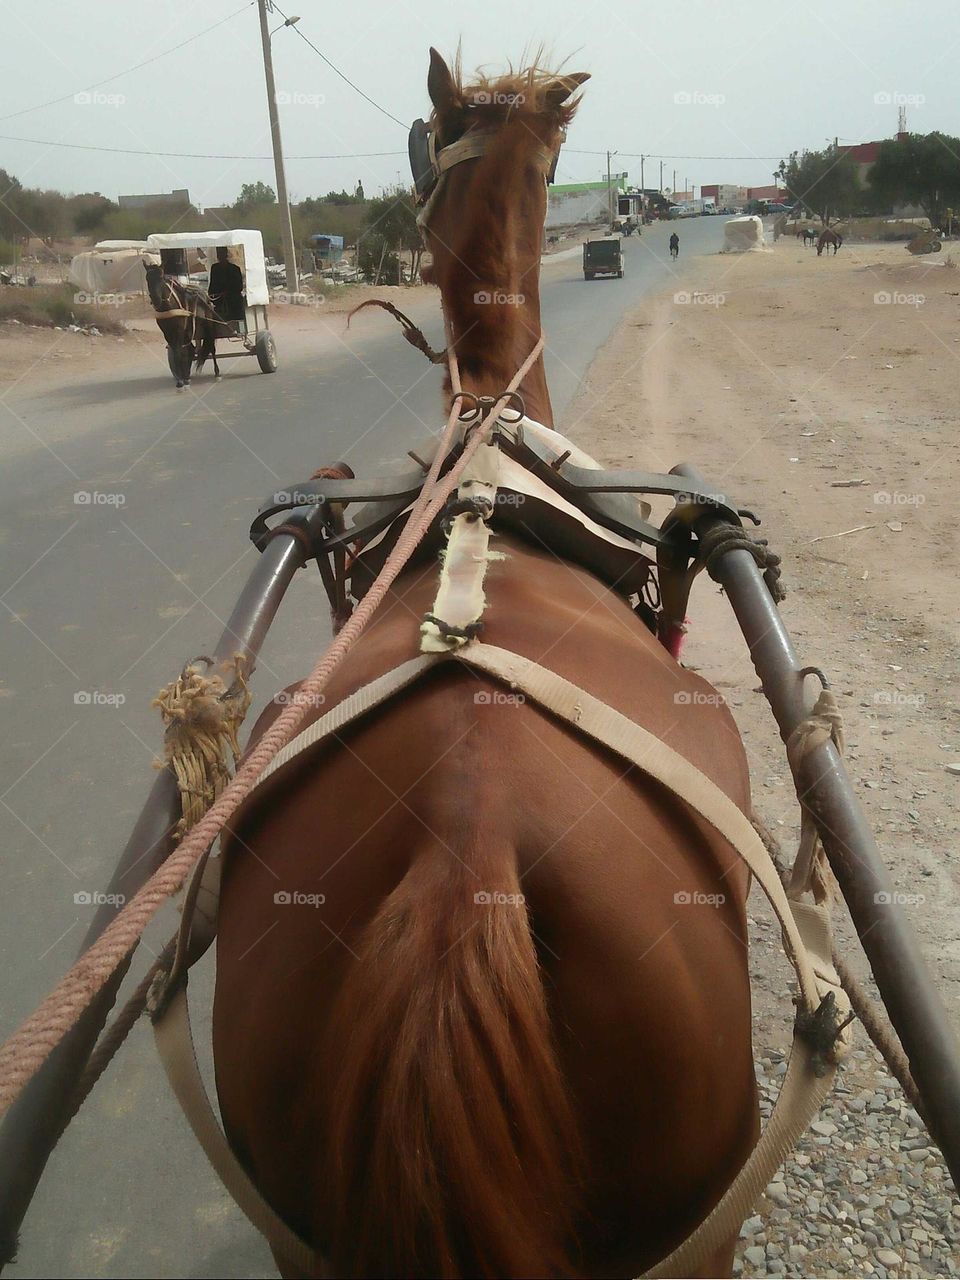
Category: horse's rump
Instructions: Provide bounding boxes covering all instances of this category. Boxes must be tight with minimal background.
[213,539,758,1277]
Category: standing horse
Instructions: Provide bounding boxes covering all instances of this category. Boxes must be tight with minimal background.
[144,262,222,389]
[213,50,758,1279]
[816,227,843,256]
[801,228,818,248]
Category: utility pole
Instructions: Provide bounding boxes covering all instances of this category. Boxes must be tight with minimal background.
[659,160,663,192]
[606,150,613,228]
[673,168,677,197]
[257,0,299,292]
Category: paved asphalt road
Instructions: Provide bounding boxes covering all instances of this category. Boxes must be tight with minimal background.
[0,216,727,1278]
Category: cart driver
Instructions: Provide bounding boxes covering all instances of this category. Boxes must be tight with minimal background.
[208,247,246,331]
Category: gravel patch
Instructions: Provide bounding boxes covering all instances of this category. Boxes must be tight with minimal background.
[734,1046,959,1278]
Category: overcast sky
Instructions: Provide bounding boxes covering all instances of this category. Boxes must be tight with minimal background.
[1,0,957,207]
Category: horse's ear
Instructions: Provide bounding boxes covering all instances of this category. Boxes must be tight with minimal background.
[543,72,590,109]
[427,48,460,118]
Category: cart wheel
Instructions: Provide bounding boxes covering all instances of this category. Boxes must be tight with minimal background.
[255,330,278,373]
[933,240,943,252]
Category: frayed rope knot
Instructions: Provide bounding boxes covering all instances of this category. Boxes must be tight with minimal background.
[699,523,786,602]
[152,655,252,835]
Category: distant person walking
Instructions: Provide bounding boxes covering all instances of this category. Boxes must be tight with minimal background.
[669,232,679,260]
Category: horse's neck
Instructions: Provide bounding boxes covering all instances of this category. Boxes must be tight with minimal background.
[443,272,553,426]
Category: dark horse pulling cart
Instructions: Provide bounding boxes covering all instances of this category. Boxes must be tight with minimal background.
[145,230,278,389]
[1,51,959,1279]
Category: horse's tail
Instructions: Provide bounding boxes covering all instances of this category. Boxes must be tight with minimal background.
[323,846,582,1278]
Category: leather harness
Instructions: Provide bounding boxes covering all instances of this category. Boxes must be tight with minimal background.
[149,422,853,1278]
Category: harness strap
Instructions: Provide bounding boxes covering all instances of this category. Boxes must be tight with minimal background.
[152,644,851,1276]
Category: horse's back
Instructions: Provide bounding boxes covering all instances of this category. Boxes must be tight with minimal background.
[213,536,756,1277]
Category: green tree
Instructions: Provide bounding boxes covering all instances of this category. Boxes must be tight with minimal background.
[233,181,276,212]
[0,169,24,242]
[70,193,115,235]
[867,132,960,228]
[357,187,421,283]
[777,146,860,224]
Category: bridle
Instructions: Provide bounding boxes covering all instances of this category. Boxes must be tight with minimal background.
[408,114,563,231]
[145,266,188,314]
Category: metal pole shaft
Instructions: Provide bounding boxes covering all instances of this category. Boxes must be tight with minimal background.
[670,464,960,1188]
[257,0,299,292]
[0,525,315,1263]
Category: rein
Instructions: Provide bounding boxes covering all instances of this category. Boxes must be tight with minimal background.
[0,333,546,1116]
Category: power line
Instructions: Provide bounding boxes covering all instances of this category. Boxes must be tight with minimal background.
[272,2,407,129]
[567,149,787,161]
[0,4,254,124]
[0,133,405,160]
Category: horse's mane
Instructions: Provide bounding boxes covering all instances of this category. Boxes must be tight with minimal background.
[434,51,585,130]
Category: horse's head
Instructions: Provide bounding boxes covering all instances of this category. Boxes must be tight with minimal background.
[143,261,166,309]
[414,49,588,421]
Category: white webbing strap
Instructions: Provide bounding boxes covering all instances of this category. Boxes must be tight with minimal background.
[153,643,850,1276]
[456,643,852,1277]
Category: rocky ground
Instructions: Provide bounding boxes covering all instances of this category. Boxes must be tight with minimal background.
[567,236,960,1278]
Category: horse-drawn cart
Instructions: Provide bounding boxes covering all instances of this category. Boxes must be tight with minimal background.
[146,230,278,385]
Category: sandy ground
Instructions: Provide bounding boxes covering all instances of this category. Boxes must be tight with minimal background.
[565,237,960,1272]
[567,237,960,1024]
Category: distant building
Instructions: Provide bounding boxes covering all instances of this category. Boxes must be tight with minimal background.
[701,183,739,207]
[744,184,786,203]
[547,175,627,229]
[118,188,191,210]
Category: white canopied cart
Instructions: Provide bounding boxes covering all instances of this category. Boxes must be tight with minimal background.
[145,229,278,373]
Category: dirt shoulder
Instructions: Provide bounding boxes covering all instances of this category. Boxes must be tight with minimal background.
[564,234,960,1279]
[567,236,960,1021]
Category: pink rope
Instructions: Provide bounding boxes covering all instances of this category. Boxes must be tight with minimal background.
[0,336,545,1116]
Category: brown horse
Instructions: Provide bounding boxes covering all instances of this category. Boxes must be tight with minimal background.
[816,227,843,256]
[213,51,758,1279]
[144,262,222,388]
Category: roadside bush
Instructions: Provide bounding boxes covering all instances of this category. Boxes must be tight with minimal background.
[0,282,126,334]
